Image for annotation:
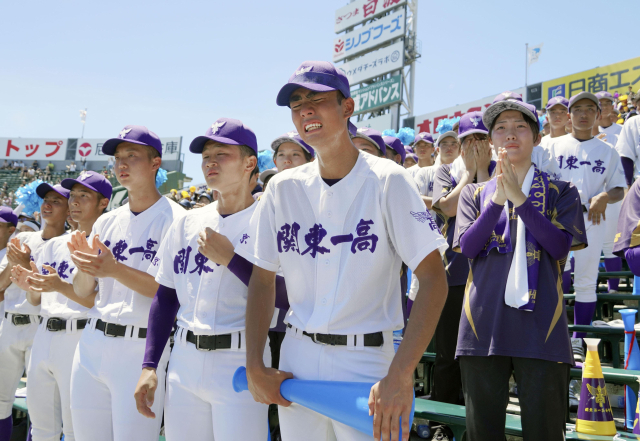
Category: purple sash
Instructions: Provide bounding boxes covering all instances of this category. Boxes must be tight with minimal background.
[479,165,550,311]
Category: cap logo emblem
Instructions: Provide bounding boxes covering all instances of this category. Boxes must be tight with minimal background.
[79,172,91,181]
[503,92,512,98]
[357,127,368,133]
[470,117,481,127]
[119,128,132,139]
[210,121,226,135]
[287,131,298,137]
[295,66,312,76]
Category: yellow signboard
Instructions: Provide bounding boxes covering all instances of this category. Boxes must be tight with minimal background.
[542,56,640,106]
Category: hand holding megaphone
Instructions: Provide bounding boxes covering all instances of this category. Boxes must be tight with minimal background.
[234,366,414,439]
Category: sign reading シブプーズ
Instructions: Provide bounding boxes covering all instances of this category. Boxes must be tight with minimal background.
[352,75,402,115]
[333,10,405,62]
[74,137,182,162]
[334,0,407,34]
[339,41,404,87]
[543,56,640,105]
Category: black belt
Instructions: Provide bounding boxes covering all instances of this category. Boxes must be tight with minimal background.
[94,319,147,338]
[287,324,384,347]
[39,317,87,332]
[184,329,236,351]
[5,312,37,326]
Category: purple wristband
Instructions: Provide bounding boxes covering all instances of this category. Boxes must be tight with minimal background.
[142,284,180,370]
[228,253,290,310]
[514,199,573,261]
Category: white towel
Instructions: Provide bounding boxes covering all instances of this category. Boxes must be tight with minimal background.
[504,165,535,310]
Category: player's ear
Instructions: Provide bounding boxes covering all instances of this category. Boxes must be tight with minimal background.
[98,196,109,211]
[8,226,15,235]
[246,154,258,174]
[533,131,542,147]
[342,97,355,120]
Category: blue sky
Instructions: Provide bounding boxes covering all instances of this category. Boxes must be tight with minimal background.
[2,0,639,182]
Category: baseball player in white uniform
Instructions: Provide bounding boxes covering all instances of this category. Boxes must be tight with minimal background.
[615,96,640,186]
[594,91,625,291]
[0,184,69,441]
[9,172,111,441]
[237,61,448,441]
[0,208,18,340]
[407,132,435,178]
[539,96,570,151]
[545,92,625,361]
[67,126,184,441]
[133,118,272,441]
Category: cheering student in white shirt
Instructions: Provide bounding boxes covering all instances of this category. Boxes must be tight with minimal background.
[237,61,448,441]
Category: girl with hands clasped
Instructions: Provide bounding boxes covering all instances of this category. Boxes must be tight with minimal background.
[453,100,587,441]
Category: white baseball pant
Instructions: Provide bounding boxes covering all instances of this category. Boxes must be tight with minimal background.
[0,314,38,419]
[573,212,607,303]
[164,328,270,441]
[27,320,84,441]
[70,321,169,441]
[602,200,623,259]
[278,326,395,441]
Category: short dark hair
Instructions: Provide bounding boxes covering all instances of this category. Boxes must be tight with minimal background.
[238,144,259,179]
[488,111,539,143]
[273,144,313,163]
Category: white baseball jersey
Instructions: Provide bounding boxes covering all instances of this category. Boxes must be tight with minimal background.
[34,235,87,320]
[87,197,185,328]
[1,231,48,315]
[413,165,438,220]
[599,123,622,147]
[406,164,421,178]
[149,201,276,334]
[615,117,640,178]
[539,134,551,151]
[236,151,447,335]
[546,135,626,206]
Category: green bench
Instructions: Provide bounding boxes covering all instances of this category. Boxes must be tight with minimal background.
[567,324,640,368]
[564,293,640,321]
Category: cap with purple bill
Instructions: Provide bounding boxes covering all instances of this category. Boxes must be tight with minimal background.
[36,183,70,200]
[407,153,419,164]
[492,91,523,104]
[270,131,315,157]
[0,207,18,227]
[413,132,434,145]
[546,96,569,110]
[569,92,601,110]
[61,171,113,200]
[352,127,386,155]
[458,111,488,140]
[102,125,163,157]
[276,61,351,107]
[482,100,539,131]
[190,118,258,154]
[382,136,406,164]
[595,91,615,103]
[404,146,414,155]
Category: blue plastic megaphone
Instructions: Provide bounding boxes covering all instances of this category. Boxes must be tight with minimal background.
[232,366,414,438]
[621,309,640,429]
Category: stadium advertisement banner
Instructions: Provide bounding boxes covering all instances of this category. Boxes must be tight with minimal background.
[352,75,402,115]
[338,41,404,87]
[334,0,406,33]
[542,56,640,106]
[353,113,393,133]
[412,88,526,135]
[333,10,405,62]
[74,137,182,162]
[2,138,68,161]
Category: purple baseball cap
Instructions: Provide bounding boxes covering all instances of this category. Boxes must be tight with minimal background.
[383,136,406,164]
[483,100,539,131]
[36,183,70,200]
[271,131,315,157]
[595,91,615,103]
[404,146,414,155]
[102,125,163,157]
[569,92,601,111]
[492,91,523,104]
[413,132,434,145]
[348,120,358,136]
[458,111,488,140]
[407,153,419,163]
[0,207,18,227]
[61,171,113,200]
[190,118,258,154]
[276,61,351,107]
[546,96,569,110]
[352,127,386,155]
